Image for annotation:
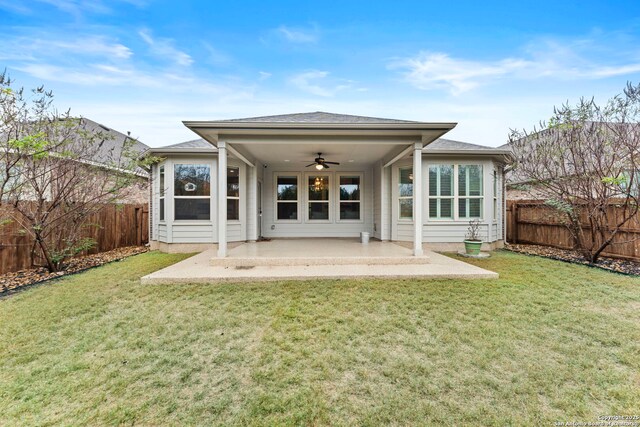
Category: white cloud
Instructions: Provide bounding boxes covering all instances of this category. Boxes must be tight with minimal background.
[276,25,318,43]
[393,38,640,95]
[139,29,193,67]
[290,70,344,97]
[0,35,132,61]
[202,42,231,66]
[391,52,528,95]
[258,71,272,81]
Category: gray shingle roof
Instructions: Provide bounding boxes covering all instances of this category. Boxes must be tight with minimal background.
[424,138,497,151]
[80,117,149,163]
[157,137,502,153]
[161,138,213,150]
[216,111,418,124]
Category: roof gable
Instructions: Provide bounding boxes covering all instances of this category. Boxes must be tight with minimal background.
[216,111,418,124]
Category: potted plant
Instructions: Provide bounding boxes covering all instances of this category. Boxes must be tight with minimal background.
[464,219,483,255]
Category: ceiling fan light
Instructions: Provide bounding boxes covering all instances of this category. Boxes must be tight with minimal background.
[315,163,324,170]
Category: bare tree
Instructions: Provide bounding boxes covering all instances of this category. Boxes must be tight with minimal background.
[509,82,640,263]
[0,72,151,272]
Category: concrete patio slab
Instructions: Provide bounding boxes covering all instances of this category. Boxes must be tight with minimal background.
[141,245,498,284]
[211,239,430,267]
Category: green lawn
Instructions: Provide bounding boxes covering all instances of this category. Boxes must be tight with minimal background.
[1,251,639,426]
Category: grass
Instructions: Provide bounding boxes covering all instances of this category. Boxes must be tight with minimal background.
[0,251,639,426]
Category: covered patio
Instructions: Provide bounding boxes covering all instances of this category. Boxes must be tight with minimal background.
[141,238,498,284]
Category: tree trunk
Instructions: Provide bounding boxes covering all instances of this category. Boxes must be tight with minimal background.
[34,232,56,272]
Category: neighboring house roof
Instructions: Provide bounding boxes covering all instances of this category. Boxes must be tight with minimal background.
[79,118,149,164]
[1,117,150,177]
[215,111,419,124]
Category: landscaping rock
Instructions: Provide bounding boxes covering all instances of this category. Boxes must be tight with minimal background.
[505,243,640,275]
[0,246,148,296]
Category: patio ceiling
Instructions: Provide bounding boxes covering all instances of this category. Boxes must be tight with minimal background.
[229,140,410,165]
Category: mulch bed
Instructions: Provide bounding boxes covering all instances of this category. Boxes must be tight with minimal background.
[504,243,640,275]
[0,246,149,297]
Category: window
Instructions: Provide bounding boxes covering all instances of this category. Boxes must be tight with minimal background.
[428,165,454,219]
[398,167,413,220]
[338,175,361,220]
[458,165,483,218]
[308,175,330,220]
[158,165,165,221]
[493,169,498,222]
[173,164,211,220]
[227,167,240,221]
[276,175,298,220]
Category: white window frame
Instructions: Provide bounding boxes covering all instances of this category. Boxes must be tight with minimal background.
[274,172,301,223]
[428,164,454,221]
[173,163,212,222]
[158,163,166,223]
[227,166,241,222]
[305,172,332,223]
[458,164,483,220]
[336,172,364,223]
[493,169,498,223]
[425,162,485,222]
[398,166,413,221]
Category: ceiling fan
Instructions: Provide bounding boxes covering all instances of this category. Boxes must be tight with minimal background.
[305,153,340,170]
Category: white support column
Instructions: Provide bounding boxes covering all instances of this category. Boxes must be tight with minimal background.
[380,164,390,241]
[413,142,423,256]
[217,141,227,257]
[247,164,258,241]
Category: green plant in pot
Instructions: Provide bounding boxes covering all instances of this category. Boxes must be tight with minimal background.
[464,219,483,255]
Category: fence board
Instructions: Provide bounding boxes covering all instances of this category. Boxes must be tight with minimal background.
[506,200,640,261]
[0,203,148,274]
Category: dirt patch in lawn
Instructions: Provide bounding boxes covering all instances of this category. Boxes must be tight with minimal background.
[505,243,640,275]
[0,246,148,296]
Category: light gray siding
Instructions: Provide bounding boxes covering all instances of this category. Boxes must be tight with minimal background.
[150,152,506,246]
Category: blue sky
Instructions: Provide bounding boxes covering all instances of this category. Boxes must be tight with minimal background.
[2,0,640,147]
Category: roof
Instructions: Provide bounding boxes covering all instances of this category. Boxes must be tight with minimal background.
[79,118,149,176]
[149,137,510,156]
[161,138,212,150]
[215,111,419,124]
[425,138,502,152]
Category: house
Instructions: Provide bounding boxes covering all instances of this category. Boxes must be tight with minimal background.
[1,117,150,203]
[145,112,511,257]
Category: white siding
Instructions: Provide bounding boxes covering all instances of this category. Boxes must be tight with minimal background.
[173,224,215,243]
[157,223,167,242]
[421,157,502,243]
[389,155,504,243]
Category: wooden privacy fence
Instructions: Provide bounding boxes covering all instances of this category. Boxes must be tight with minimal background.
[507,200,640,261]
[0,203,148,274]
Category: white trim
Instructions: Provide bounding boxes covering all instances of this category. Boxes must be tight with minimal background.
[383,144,413,168]
[217,142,227,257]
[226,165,241,221]
[397,165,414,222]
[273,172,302,223]
[335,172,364,223]
[304,171,332,223]
[413,142,423,256]
[425,161,486,223]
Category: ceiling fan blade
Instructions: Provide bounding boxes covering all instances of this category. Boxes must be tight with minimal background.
[323,163,329,169]
[305,163,317,167]
[324,161,340,165]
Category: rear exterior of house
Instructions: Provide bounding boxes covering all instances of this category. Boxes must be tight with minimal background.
[145,112,511,256]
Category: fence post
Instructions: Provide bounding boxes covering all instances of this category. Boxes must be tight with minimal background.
[512,202,519,244]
